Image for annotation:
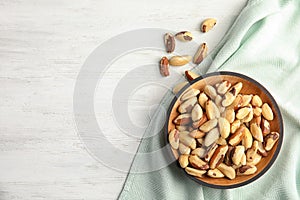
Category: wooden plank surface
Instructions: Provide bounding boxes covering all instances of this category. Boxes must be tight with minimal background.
[0,0,246,199]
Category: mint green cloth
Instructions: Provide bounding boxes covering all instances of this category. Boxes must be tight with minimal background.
[119,0,300,199]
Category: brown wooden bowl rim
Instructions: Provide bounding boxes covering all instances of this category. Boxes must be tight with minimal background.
[164,71,284,189]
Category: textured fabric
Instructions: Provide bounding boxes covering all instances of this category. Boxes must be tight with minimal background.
[118,0,300,199]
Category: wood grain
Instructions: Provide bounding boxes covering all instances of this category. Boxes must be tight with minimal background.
[0,0,247,199]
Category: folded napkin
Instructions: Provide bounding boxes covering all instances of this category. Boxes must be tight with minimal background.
[118,0,300,199]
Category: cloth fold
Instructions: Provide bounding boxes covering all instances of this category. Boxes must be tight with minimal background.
[119,0,300,199]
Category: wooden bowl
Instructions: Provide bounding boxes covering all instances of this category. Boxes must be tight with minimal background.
[165,71,283,189]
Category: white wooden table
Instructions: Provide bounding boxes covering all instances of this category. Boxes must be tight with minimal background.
[0,0,246,199]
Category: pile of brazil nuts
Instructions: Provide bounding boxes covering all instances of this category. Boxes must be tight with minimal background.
[159,18,216,77]
[168,80,280,180]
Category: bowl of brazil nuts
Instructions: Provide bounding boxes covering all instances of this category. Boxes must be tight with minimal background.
[166,71,283,189]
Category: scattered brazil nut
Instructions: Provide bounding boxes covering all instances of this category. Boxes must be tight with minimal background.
[175,31,193,42]
[193,43,208,64]
[169,55,192,66]
[185,70,200,82]
[159,56,170,77]
[201,18,217,33]
[164,33,175,53]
